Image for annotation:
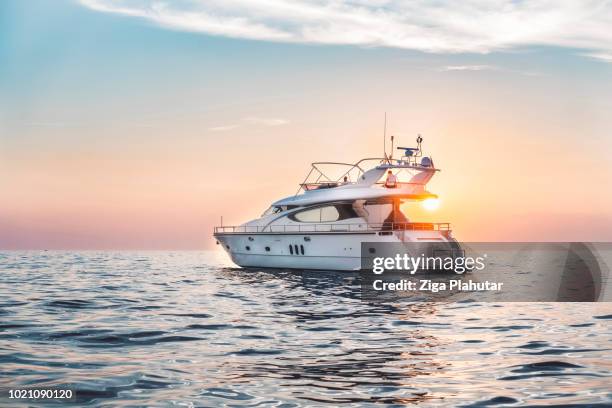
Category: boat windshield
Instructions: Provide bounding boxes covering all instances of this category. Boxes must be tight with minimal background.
[262,205,297,217]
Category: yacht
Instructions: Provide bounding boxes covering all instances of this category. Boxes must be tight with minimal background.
[214,137,460,271]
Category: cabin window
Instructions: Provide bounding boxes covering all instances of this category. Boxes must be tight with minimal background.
[292,204,358,223]
[262,205,297,217]
[294,207,321,222]
[300,245,305,255]
[262,206,282,217]
[320,206,340,222]
[289,245,293,255]
[336,204,359,220]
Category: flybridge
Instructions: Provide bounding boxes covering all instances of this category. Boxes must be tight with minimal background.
[263,136,439,208]
[296,136,438,194]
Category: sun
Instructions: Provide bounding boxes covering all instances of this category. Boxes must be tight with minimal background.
[422,198,440,211]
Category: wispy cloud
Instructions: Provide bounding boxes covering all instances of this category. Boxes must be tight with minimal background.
[437,64,541,76]
[80,1,612,56]
[439,65,496,71]
[581,52,612,63]
[209,124,240,132]
[26,122,81,127]
[209,116,289,132]
[243,117,289,126]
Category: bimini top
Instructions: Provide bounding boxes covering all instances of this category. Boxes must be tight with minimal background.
[272,139,440,207]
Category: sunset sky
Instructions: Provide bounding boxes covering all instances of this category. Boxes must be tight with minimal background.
[2,0,612,249]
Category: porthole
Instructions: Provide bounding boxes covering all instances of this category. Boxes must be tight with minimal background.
[289,245,293,255]
[300,245,305,255]
[248,237,254,241]
[369,247,376,254]
[304,236,311,242]
[294,244,299,255]
[245,246,251,251]
[265,246,270,252]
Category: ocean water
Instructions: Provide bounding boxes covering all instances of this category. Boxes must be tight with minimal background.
[1,251,611,407]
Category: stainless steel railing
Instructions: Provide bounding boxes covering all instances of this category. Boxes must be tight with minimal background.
[214,222,451,234]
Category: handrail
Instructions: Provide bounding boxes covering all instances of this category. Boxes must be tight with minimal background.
[299,181,430,190]
[214,222,451,234]
[296,157,438,196]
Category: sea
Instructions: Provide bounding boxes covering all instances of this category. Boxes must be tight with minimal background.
[1,250,611,407]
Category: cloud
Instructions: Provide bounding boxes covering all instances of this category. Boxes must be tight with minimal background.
[208,117,289,131]
[581,52,612,63]
[439,65,496,71]
[209,124,240,132]
[27,122,79,127]
[243,117,289,126]
[437,64,541,76]
[80,1,612,56]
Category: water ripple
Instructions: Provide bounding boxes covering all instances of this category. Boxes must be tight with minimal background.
[0,250,611,406]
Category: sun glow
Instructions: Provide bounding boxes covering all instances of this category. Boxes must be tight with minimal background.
[422,198,440,211]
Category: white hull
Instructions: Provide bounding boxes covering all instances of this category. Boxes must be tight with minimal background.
[215,230,452,271]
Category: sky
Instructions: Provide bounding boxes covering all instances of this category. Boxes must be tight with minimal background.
[1,0,612,249]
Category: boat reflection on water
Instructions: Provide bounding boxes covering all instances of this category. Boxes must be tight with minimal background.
[215,268,454,405]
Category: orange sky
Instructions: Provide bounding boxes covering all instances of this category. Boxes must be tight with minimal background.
[3,105,611,249]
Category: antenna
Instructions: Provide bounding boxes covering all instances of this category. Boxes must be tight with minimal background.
[383,112,387,159]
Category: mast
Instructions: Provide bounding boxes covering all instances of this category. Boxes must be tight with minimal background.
[383,112,387,159]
